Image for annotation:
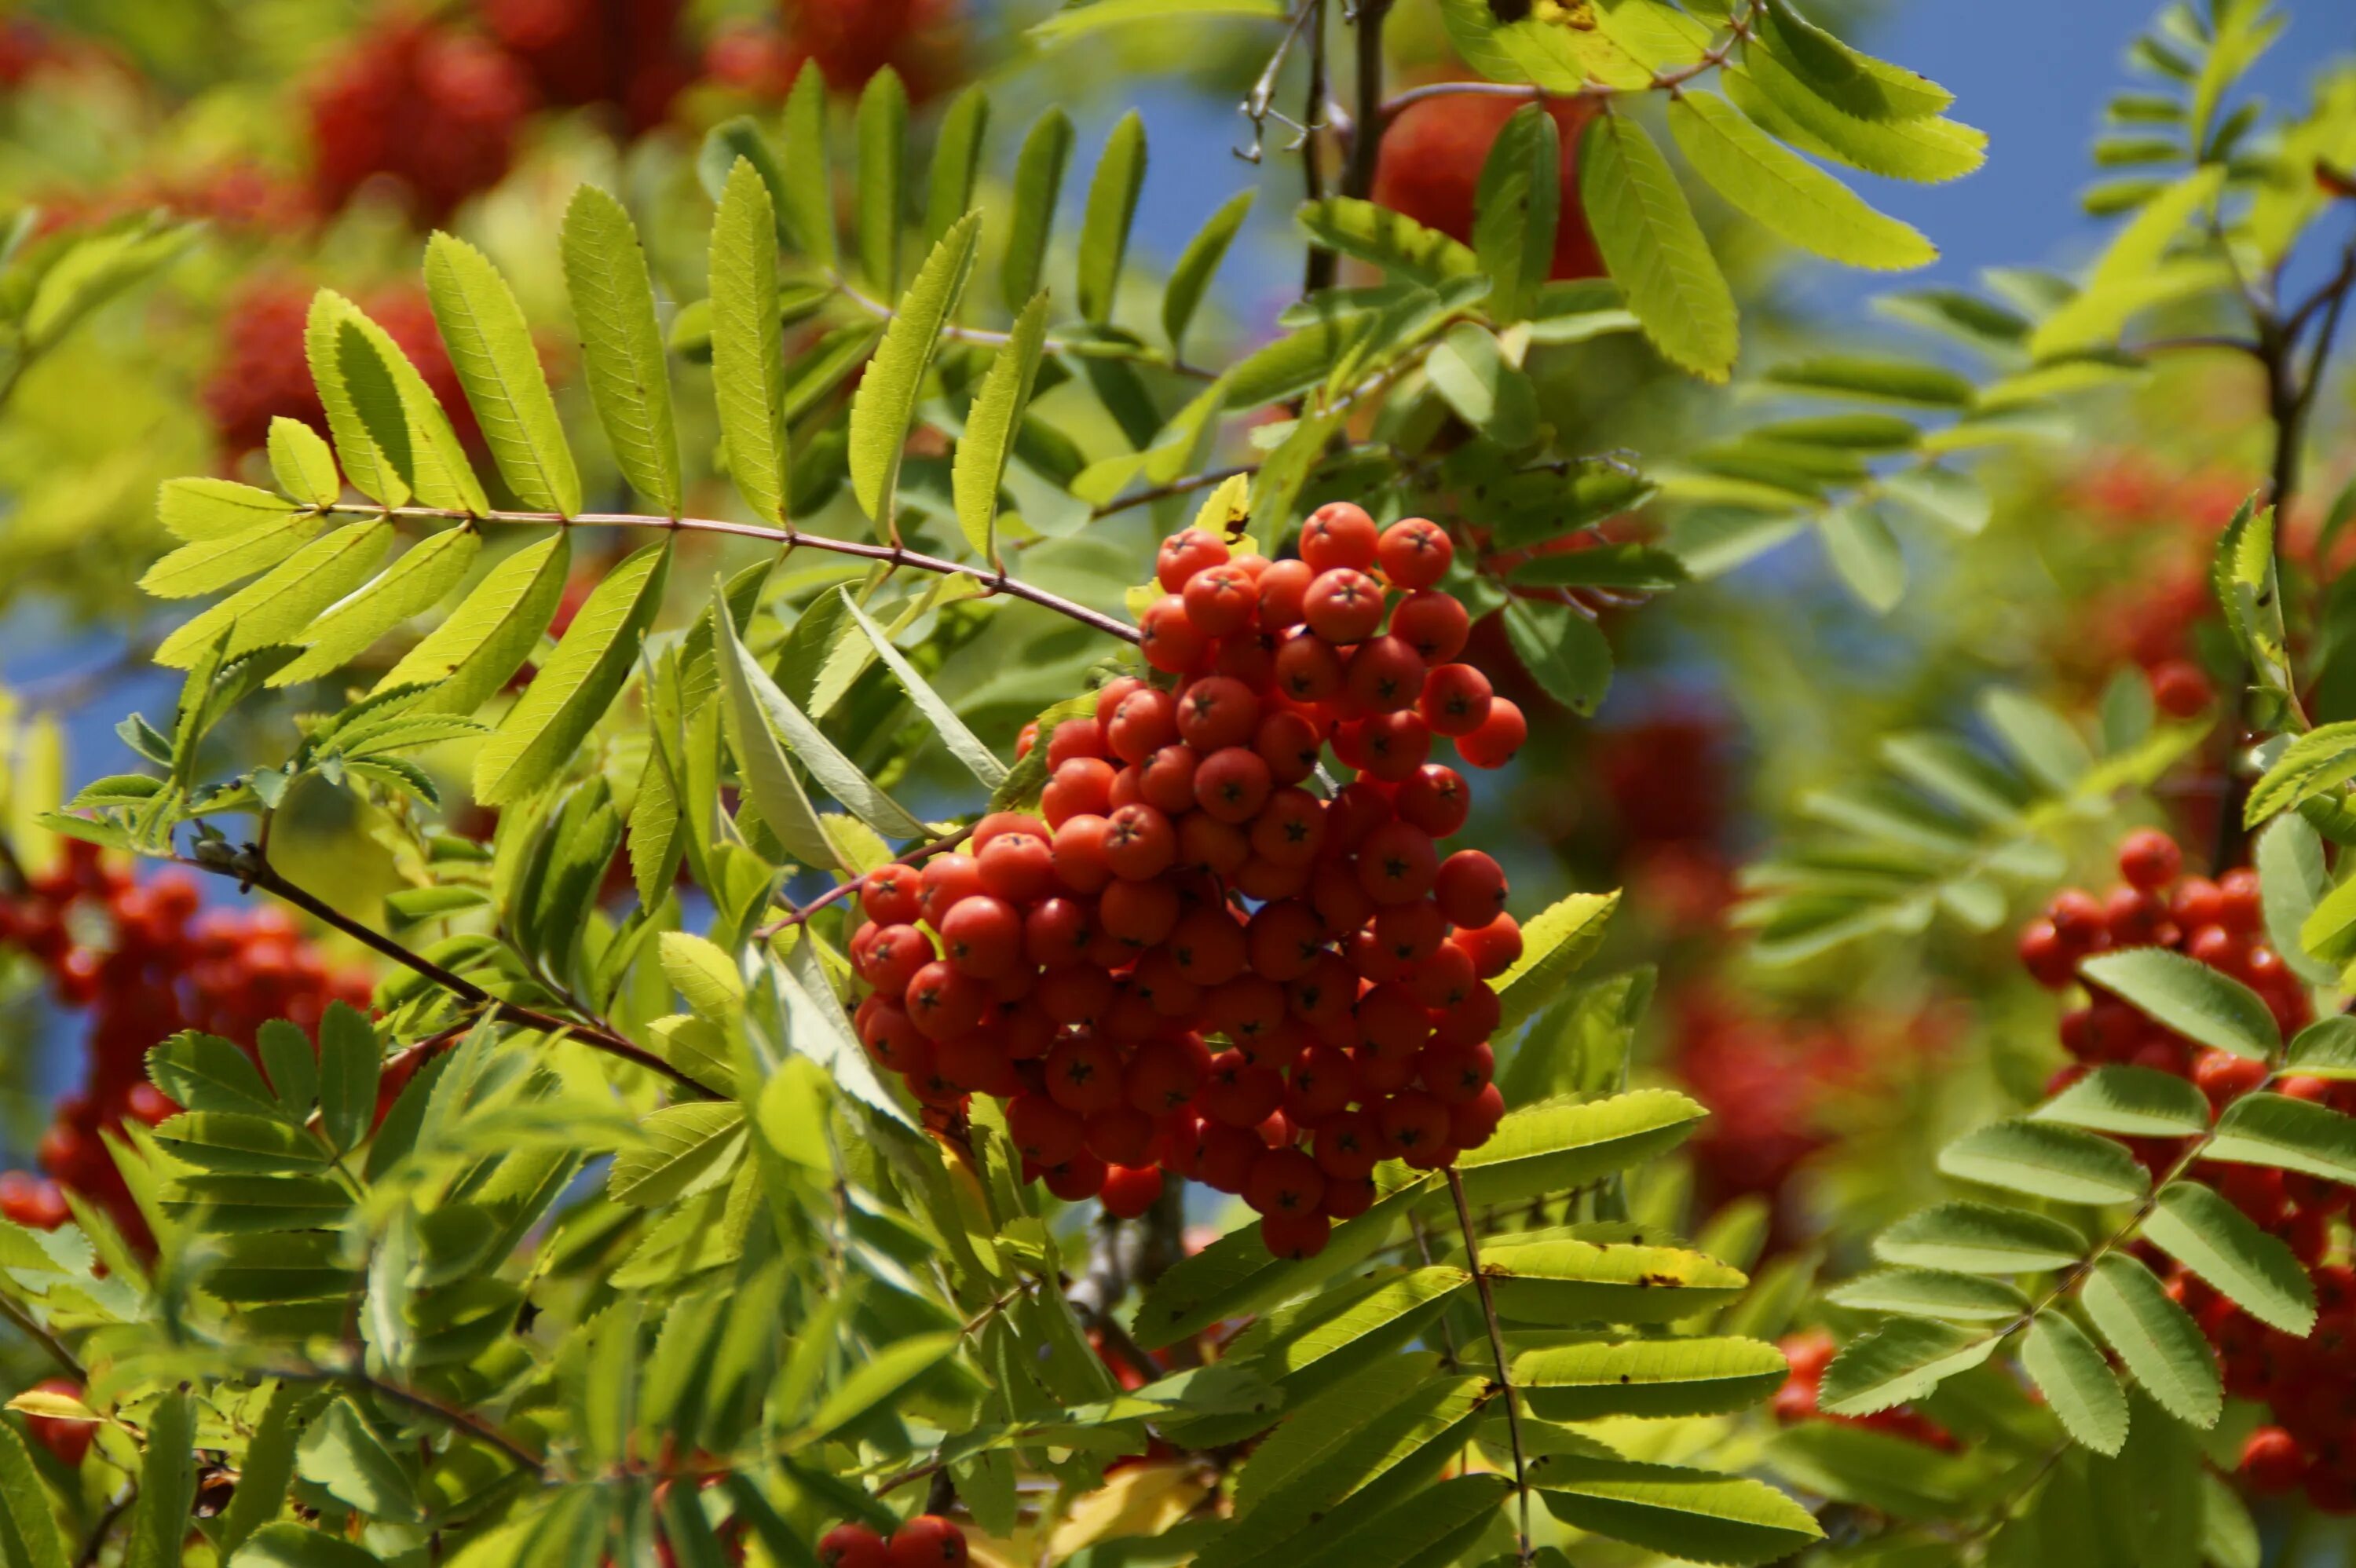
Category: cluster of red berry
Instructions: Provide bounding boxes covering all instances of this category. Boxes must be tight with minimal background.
[1771,1329,1957,1449]
[847,506,1530,1259]
[0,840,371,1244]
[2020,829,2356,1511]
[204,277,476,458]
[819,1515,967,1568]
[1371,94,1605,283]
[477,0,694,135]
[703,0,964,103]
[306,13,536,225]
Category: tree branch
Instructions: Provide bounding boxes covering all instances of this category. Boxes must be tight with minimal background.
[326,505,1141,647]
[182,846,724,1099]
[1447,1166,1530,1564]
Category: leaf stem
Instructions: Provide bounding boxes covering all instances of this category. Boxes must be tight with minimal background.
[180,845,725,1099]
[328,504,1143,646]
[1447,1164,1531,1564]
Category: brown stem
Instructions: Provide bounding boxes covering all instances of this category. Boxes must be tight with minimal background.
[276,1365,548,1476]
[1303,0,1337,293]
[1447,1166,1529,1564]
[330,505,1141,647]
[1090,466,1256,522]
[1339,0,1394,203]
[184,848,723,1099]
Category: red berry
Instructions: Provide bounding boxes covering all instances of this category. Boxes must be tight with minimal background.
[1390,590,1470,663]
[1344,636,1426,715]
[1183,565,1259,635]
[862,864,923,926]
[1418,663,1493,736]
[1157,527,1231,592]
[1433,850,1508,929]
[1260,1212,1333,1259]
[1244,1146,1328,1216]
[1357,821,1439,905]
[1101,1163,1165,1219]
[1140,595,1209,673]
[20,1380,90,1468]
[1301,503,1380,572]
[1377,518,1453,589]
[2149,660,2211,718]
[2116,828,2182,891]
[1303,569,1386,645]
[2241,1427,2304,1493]
[1456,698,1527,769]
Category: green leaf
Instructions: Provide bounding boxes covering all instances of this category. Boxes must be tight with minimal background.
[1752,0,1953,118]
[1579,109,1738,381]
[1136,1180,1436,1348]
[835,587,1006,788]
[609,1102,747,1207]
[2079,947,2280,1060]
[2256,815,2342,986]
[952,292,1048,568]
[715,601,840,872]
[1875,1201,2084,1274]
[1937,1118,2149,1206]
[922,85,990,249]
[2031,166,2227,358]
[1492,890,1619,1031]
[231,1525,384,1566]
[2021,1310,2128,1454]
[856,68,909,294]
[2140,1180,2315,1333]
[1077,111,1147,322]
[2288,1016,2356,1079]
[2081,1252,2222,1428]
[798,1332,960,1446]
[711,159,792,526]
[1030,0,1285,42]
[1506,543,1688,591]
[1277,1474,1510,1568]
[2032,1065,2211,1138]
[1453,1087,1703,1208]
[1535,1457,1824,1567]
[1501,598,1612,716]
[0,1420,67,1568]
[333,316,485,517]
[1516,1336,1790,1420]
[1760,353,1974,408]
[125,1391,199,1568]
[1223,1267,1467,1400]
[269,526,481,687]
[1165,190,1256,355]
[850,214,980,539]
[374,532,570,716]
[149,1030,284,1119]
[1425,323,1538,451]
[1472,103,1560,319]
[778,63,837,268]
[1299,197,1481,289]
[708,580,924,841]
[304,291,408,508]
[1480,1237,1749,1324]
[298,1398,416,1521]
[267,417,341,508]
[1001,108,1074,313]
[1819,1319,1999,1415]
[316,1001,380,1154]
[560,185,682,515]
[425,233,580,517]
[1668,90,1935,270]
[1816,502,1907,612]
[2245,722,2356,825]
[2206,1092,2356,1183]
[140,507,322,599]
[1729,51,1986,184]
[1824,1267,2028,1321]
[155,521,393,669]
[473,540,671,806]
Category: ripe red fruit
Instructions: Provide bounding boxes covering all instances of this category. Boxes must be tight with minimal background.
[1419,663,1494,736]
[1255,710,1324,784]
[1376,518,1454,589]
[1356,821,1439,905]
[2116,828,2182,890]
[1453,917,1522,978]
[1044,1034,1125,1115]
[20,1380,90,1467]
[1303,569,1386,645]
[1261,1212,1333,1259]
[308,18,535,225]
[1157,527,1231,591]
[1177,676,1263,751]
[1103,804,1178,882]
[862,864,923,925]
[1434,850,1509,929]
[1302,503,1381,572]
[1245,1146,1328,1216]
[1258,557,1315,629]
[821,1524,891,1568]
[1140,595,1209,673]
[1345,636,1427,714]
[1195,747,1275,824]
[938,897,1023,979]
[1274,631,1347,703]
[1390,590,1470,663]
[2241,1426,2304,1493]
[2149,659,2211,717]
[1183,565,1259,635]
[1395,765,1469,838]
[1372,94,1605,282]
[1101,1163,1165,1219]
[1007,1093,1087,1165]
[1456,698,1527,769]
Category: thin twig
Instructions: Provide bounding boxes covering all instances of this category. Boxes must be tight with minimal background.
[273,1365,548,1476]
[1088,466,1255,521]
[1238,2,1324,165]
[181,847,723,1099]
[1301,0,1336,293]
[1447,1167,1529,1564]
[755,824,971,941]
[324,504,1141,647]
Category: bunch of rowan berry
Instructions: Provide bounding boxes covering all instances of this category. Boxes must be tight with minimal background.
[1770,1328,1957,1450]
[847,503,1530,1259]
[819,1514,967,1568]
[2019,828,2356,1511]
[306,12,535,225]
[0,839,372,1245]
[205,277,477,458]
[703,0,964,103]
[476,0,694,134]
